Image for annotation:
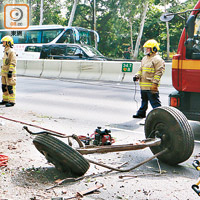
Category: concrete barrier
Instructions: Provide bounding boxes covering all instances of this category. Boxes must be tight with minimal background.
[78,61,103,80]
[17,60,27,75]
[41,60,62,78]
[25,60,44,77]
[100,61,124,82]
[0,58,172,85]
[160,63,172,85]
[59,60,81,79]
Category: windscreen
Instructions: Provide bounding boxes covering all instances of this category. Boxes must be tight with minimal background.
[81,45,103,57]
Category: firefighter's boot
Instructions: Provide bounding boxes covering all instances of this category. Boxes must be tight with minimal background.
[0,100,8,105]
[5,102,15,107]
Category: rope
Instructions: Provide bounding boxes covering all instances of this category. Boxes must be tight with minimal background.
[133,81,138,110]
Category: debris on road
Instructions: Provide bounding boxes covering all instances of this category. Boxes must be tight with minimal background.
[51,183,104,200]
[119,173,164,180]
[0,154,8,167]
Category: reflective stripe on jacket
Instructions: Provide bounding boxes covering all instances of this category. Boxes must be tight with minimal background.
[1,47,17,76]
[136,53,165,90]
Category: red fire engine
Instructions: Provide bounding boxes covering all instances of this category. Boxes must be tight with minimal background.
[162,1,200,120]
[161,2,200,195]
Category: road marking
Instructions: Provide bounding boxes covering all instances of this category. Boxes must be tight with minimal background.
[108,126,144,134]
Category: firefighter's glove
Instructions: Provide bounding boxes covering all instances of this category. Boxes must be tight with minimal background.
[133,75,139,82]
[150,83,158,94]
[8,71,12,78]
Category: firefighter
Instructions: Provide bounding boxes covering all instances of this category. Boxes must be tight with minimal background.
[133,39,165,118]
[0,35,17,107]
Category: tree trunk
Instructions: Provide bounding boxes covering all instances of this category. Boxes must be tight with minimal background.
[68,0,78,27]
[93,0,98,48]
[164,2,170,60]
[39,0,43,25]
[130,21,134,59]
[133,1,148,60]
[28,0,32,25]
[0,0,4,28]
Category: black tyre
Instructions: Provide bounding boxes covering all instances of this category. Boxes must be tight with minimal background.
[145,106,194,165]
[33,134,90,176]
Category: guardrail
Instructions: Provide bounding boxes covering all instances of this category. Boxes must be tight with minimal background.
[0,59,172,85]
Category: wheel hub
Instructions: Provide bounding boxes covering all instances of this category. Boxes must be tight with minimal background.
[154,123,170,148]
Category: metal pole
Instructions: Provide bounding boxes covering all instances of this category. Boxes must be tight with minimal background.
[68,0,78,27]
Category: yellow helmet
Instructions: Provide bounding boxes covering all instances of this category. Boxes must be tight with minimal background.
[143,39,160,53]
[1,35,14,47]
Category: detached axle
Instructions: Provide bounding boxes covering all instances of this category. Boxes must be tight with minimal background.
[76,138,162,155]
[24,106,194,176]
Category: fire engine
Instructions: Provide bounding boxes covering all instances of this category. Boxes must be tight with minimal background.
[161,1,200,195]
[161,1,200,121]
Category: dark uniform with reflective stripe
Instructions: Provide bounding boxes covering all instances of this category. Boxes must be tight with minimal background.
[135,53,165,117]
[1,46,17,103]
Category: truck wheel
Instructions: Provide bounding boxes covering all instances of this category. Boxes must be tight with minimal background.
[33,134,90,176]
[145,106,194,165]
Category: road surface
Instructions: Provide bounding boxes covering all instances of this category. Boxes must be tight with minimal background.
[0,76,200,200]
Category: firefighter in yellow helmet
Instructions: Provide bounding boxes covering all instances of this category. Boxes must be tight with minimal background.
[132,39,165,118]
[0,35,17,107]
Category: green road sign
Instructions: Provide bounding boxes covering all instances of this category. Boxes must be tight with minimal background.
[122,63,133,72]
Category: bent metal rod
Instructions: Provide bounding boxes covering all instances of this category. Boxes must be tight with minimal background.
[0,115,70,138]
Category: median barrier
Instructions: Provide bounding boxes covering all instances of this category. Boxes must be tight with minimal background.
[24,60,44,77]
[59,60,81,79]
[17,60,27,75]
[78,61,103,80]
[12,59,172,85]
[160,62,172,85]
[100,61,124,82]
[41,60,62,78]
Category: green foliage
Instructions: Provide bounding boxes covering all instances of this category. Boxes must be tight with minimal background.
[1,0,200,60]
[31,0,64,25]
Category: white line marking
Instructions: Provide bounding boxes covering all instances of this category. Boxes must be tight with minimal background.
[108,126,144,134]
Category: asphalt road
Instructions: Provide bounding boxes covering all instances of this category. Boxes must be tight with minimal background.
[2,76,200,199]
[15,76,175,133]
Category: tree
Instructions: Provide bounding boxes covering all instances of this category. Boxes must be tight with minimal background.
[133,1,149,59]
[31,0,64,25]
[7,0,196,59]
